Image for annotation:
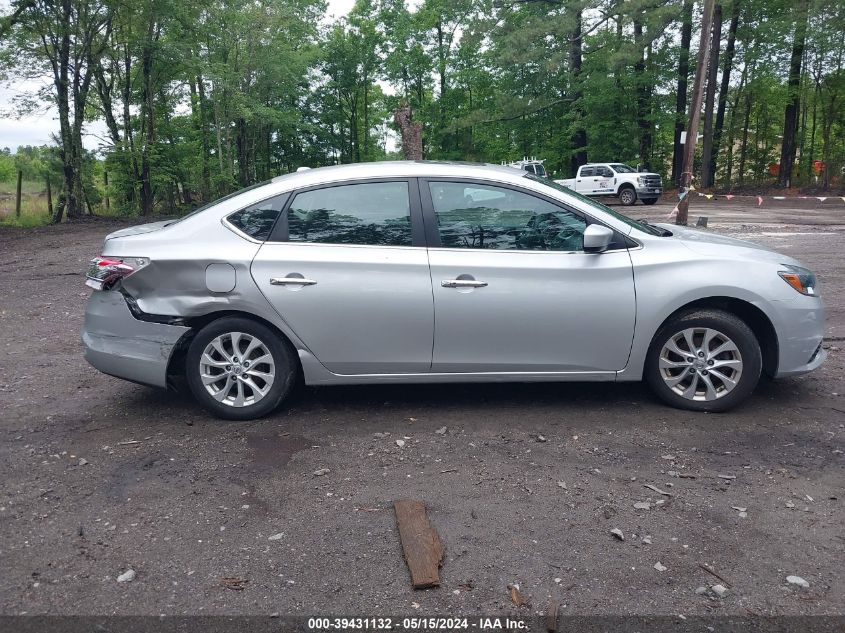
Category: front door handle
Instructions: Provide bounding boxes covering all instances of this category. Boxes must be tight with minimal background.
[270,276,317,286]
[442,279,488,288]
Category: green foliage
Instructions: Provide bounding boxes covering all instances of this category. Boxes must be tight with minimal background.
[0,150,14,182]
[2,0,845,224]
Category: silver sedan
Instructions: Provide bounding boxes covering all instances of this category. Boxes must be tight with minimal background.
[82,162,826,419]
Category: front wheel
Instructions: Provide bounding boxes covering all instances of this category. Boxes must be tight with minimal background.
[645,310,762,412]
[185,317,299,420]
[619,186,637,206]
[641,198,659,205]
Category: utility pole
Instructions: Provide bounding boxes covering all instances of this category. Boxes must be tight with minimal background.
[676,0,717,226]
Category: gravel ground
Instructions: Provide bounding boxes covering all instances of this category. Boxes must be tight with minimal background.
[0,201,843,620]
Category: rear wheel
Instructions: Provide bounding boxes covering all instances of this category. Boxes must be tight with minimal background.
[645,310,761,412]
[185,317,298,420]
[619,186,637,206]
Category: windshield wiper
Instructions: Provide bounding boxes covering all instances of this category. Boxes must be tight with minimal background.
[637,219,673,237]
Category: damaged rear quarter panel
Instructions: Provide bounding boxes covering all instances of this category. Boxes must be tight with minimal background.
[97,189,308,351]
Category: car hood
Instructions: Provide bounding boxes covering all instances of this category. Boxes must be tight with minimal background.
[656,223,803,266]
[105,220,173,240]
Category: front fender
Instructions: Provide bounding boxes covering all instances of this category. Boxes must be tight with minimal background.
[618,251,784,380]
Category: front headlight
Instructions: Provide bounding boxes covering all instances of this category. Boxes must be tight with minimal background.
[778,264,817,296]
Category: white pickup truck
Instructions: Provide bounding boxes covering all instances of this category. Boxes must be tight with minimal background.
[554,163,662,206]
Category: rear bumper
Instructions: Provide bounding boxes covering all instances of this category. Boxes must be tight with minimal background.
[81,290,190,388]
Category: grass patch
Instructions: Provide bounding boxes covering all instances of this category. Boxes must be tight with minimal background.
[0,213,52,228]
[0,181,52,227]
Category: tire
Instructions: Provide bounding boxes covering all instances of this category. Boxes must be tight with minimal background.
[619,186,637,206]
[645,309,762,412]
[641,198,658,205]
[185,317,299,420]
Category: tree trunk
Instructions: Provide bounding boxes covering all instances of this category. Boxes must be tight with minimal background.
[236,118,250,187]
[191,72,212,202]
[46,174,53,217]
[724,62,747,187]
[437,19,447,154]
[52,0,74,223]
[700,3,723,188]
[738,82,752,185]
[676,0,716,225]
[139,17,158,216]
[671,0,694,186]
[634,16,652,169]
[213,98,226,192]
[778,0,809,187]
[569,3,587,176]
[394,104,423,160]
[711,0,739,185]
[363,67,370,160]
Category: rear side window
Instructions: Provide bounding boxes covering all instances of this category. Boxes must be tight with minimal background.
[227,195,286,241]
[287,181,412,246]
[580,166,595,177]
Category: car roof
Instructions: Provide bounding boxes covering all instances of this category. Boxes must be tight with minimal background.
[269,161,528,189]
[172,159,639,239]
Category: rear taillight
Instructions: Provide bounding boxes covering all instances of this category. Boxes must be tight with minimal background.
[85,256,150,291]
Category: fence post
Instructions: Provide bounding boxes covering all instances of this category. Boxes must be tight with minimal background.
[46,175,53,217]
[15,170,22,218]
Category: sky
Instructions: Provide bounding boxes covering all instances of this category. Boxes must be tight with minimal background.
[0,0,361,152]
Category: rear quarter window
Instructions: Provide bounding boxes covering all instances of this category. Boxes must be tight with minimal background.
[227,195,287,241]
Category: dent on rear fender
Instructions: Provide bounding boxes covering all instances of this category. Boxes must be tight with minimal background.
[121,258,274,319]
[119,256,311,353]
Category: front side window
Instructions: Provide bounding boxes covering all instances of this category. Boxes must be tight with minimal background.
[287,181,412,246]
[429,181,586,252]
[227,194,286,241]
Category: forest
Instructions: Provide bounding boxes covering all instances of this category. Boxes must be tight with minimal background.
[0,0,844,224]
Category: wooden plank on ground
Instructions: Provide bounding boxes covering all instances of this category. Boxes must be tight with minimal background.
[546,600,560,632]
[393,499,444,589]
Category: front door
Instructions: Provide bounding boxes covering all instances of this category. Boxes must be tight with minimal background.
[423,180,636,373]
[251,179,434,374]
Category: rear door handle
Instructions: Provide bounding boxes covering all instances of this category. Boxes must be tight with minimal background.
[270,277,317,286]
[442,279,488,288]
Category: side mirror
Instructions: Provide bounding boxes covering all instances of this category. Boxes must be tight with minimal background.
[583,224,614,253]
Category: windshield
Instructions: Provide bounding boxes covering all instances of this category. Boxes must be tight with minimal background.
[525,174,664,236]
[609,163,637,173]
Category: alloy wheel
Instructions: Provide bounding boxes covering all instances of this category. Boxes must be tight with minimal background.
[658,327,743,401]
[199,332,276,407]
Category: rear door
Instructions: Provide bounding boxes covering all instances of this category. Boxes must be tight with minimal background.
[576,166,596,194]
[594,165,615,194]
[251,179,434,374]
[422,179,636,373]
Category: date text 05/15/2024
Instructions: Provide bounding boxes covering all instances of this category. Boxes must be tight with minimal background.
[307,617,529,630]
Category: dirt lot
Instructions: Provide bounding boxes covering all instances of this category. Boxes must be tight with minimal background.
[0,198,843,622]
